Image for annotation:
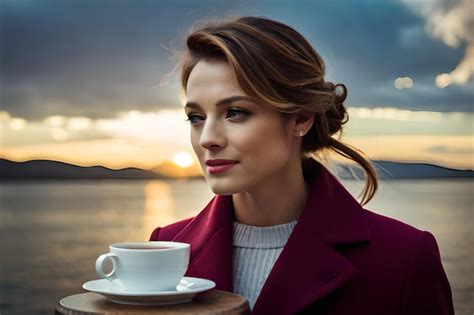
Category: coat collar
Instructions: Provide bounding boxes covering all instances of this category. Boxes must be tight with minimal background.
[171,159,371,313]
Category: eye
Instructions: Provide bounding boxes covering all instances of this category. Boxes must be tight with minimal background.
[185,114,203,124]
[185,108,250,124]
[226,108,249,120]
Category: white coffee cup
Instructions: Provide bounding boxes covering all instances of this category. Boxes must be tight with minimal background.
[95,241,190,292]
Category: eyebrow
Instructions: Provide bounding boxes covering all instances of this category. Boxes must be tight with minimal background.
[184,95,256,110]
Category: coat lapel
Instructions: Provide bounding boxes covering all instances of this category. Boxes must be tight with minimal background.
[252,160,371,313]
[169,193,235,292]
[170,159,371,313]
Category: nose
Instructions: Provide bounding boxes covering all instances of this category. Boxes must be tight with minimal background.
[198,117,226,150]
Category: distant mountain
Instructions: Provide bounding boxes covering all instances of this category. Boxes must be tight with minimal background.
[0,159,165,180]
[0,158,472,180]
[336,160,473,180]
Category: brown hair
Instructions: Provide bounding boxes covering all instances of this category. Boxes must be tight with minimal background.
[178,16,378,206]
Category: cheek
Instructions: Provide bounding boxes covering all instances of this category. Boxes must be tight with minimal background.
[237,125,291,162]
[190,132,202,158]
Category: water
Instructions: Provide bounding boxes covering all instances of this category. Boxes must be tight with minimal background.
[0,178,472,314]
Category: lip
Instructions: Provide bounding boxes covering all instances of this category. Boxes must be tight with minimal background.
[205,159,239,166]
[207,163,238,174]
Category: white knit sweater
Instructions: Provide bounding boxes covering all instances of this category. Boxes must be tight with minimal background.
[232,220,298,310]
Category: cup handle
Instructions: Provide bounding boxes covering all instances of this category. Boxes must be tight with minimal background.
[95,253,118,280]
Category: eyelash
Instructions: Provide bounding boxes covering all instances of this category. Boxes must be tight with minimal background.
[185,108,250,124]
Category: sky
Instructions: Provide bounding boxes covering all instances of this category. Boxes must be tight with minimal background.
[1,0,473,172]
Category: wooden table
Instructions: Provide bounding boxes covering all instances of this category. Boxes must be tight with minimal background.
[55,289,250,315]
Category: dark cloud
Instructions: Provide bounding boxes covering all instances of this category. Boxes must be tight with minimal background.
[1,0,472,120]
[1,0,250,119]
[257,0,472,111]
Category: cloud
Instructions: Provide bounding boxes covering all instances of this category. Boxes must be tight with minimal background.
[0,108,190,149]
[1,0,472,121]
[95,109,190,146]
[0,0,244,120]
[344,107,472,136]
[348,107,444,122]
[402,0,474,87]
[0,111,113,146]
[394,77,414,90]
[254,0,473,111]
[428,145,473,154]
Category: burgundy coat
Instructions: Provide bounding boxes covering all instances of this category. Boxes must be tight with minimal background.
[149,159,454,314]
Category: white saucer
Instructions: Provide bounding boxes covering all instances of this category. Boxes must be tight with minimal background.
[82,277,216,305]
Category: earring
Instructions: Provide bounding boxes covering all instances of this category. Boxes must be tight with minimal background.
[299,131,305,137]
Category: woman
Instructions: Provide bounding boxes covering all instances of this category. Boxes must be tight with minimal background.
[149,16,454,314]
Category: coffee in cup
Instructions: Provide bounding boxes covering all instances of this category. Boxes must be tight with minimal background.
[95,241,190,292]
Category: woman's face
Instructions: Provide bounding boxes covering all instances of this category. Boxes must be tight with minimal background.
[185,59,299,195]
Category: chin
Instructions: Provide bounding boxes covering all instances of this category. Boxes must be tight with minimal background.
[208,183,236,196]
[206,178,242,196]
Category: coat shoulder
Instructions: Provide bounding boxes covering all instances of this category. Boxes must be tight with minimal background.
[359,208,431,271]
[345,208,454,314]
[362,208,453,314]
[363,208,423,242]
[149,216,195,241]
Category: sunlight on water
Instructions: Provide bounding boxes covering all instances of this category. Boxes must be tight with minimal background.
[143,180,176,240]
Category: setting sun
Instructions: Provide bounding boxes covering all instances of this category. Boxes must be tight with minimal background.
[172,152,194,168]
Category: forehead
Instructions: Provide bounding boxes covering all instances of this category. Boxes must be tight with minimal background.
[186,59,247,101]
[184,59,293,127]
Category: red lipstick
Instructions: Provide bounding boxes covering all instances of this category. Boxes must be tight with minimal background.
[205,159,238,174]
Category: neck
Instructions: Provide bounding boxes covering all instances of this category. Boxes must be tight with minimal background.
[232,163,310,227]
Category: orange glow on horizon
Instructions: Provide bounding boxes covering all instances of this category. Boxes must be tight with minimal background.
[0,135,472,172]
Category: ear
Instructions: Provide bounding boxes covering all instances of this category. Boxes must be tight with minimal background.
[293,112,314,137]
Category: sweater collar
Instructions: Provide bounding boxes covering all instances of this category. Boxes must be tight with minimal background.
[233,220,298,248]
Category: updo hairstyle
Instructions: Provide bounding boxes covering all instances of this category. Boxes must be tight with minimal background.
[178,16,378,205]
